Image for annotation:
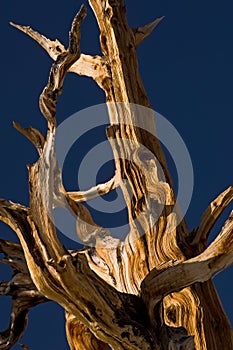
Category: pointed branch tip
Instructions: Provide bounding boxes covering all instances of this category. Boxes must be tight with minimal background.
[9,21,19,28]
[68,5,87,54]
[9,21,30,34]
[134,16,165,47]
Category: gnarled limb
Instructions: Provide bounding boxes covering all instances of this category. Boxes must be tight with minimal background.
[0,199,158,349]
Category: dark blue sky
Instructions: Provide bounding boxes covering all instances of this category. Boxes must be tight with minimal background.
[1,0,233,349]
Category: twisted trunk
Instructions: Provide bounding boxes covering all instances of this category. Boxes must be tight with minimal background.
[1,1,232,350]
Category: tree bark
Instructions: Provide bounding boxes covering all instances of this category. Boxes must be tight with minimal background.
[1,1,232,350]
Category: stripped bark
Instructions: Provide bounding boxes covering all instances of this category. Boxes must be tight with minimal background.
[0,1,232,350]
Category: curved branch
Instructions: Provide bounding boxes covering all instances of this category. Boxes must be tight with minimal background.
[67,172,120,203]
[13,121,45,154]
[190,186,233,249]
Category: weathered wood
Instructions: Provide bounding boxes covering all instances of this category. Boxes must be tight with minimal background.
[1,7,158,350]
[10,21,110,89]
[0,1,232,350]
[65,312,109,350]
[142,210,233,313]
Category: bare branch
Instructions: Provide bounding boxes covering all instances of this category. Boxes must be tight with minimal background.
[191,186,233,249]
[10,20,109,88]
[67,172,120,203]
[9,21,66,61]
[133,17,165,47]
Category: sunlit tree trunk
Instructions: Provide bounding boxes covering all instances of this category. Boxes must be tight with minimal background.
[1,2,233,349]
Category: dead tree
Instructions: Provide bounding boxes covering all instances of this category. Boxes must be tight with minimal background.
[1,2,233,349]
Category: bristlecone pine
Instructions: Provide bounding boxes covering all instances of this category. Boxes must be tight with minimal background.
[1,2,233,350]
